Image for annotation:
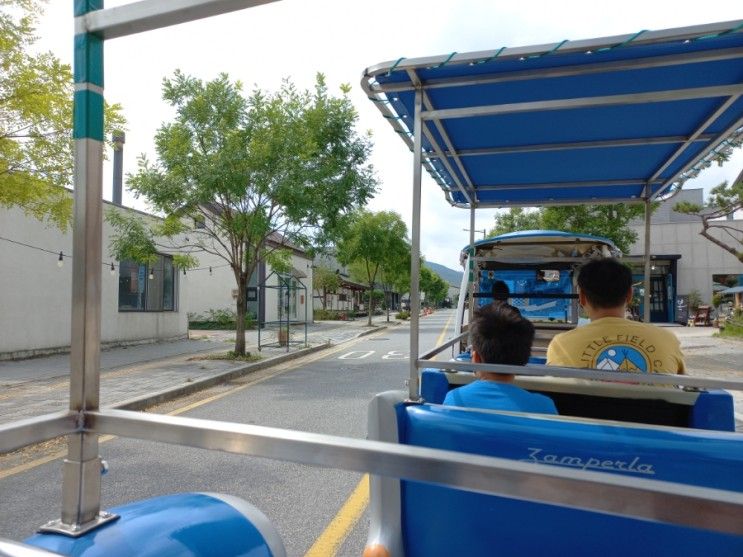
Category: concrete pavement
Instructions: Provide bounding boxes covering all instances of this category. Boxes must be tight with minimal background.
[0,316,403,424]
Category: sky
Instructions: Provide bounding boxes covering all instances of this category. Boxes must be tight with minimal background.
[34,0,743,270]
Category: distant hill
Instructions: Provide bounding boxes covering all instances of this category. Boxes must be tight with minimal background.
[424,261,463,287]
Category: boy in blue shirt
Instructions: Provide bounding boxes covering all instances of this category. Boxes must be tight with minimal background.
[444,304,557,414]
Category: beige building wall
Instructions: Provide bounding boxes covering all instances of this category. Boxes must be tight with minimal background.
[0,202,187,359]
[630,219,743,305]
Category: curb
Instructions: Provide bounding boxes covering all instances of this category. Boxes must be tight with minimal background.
[111,323,394,412]
[112,342,330,412]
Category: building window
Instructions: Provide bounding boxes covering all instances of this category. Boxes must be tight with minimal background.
[118,254,176,311]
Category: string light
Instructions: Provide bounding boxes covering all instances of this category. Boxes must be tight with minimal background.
[183,268,186,276]
[57,251,64,268]
[209,266,213,276]
[110,262,116,276]
[148,269,154,280]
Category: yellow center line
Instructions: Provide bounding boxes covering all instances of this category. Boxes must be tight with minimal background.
[304,475,369,557]
[432,311,455,361]
[303,312,454,557]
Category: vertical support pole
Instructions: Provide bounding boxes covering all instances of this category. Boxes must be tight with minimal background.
[408,88,423,402]
[41,0,116,535]
[643,198,652,323]
[467,209,476,345]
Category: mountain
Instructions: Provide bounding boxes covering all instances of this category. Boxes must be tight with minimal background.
[424,261,464,287]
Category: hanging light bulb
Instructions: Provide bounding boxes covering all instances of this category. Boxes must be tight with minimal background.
[57,251,64,268]
[148,269,154,280]
[110,262,116,276]
[182,268,186,276]
[209,266,213,276]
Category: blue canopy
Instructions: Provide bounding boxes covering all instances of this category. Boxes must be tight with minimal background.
[362,20,743,208]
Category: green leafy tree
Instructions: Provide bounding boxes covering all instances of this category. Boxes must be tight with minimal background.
[312,265,340,310]
[541,205,645,254]
[338,210,408,326]
[488,205,645,254]
[420,265,449,307]
[378,241,410,321]
[109,71,377,354]
[489,208,542,237]
[1,0,124,229]
[674,169,743,263]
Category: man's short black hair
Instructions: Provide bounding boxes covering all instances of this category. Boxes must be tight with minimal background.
[491,280,509,301]
[577,258,632,309]
[470,303,534,365]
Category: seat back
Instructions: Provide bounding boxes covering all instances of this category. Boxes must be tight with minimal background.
[400,404,743,557]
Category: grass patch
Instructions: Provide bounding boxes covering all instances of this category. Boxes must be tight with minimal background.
[190,351,263,362]
[717,320,743,339]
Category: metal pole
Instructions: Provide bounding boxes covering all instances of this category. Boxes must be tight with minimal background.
[643,198,652,323]
[111,132,125,205]
[409,89,423,402]
[467,209,476,344]
[45,0,116,536]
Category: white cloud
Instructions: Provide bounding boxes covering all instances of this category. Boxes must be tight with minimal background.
[34,0,743,269]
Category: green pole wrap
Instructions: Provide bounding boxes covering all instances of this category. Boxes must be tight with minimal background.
[74,33,104,87]
[73,89,104,141]
[74,0,103,17]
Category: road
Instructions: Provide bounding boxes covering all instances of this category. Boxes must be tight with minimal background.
[0,310,455,556]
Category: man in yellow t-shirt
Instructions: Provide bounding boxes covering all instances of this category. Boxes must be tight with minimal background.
[547,258,685,374]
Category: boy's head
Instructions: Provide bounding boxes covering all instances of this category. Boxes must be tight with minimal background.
[577,258,633,310]
[491,280,510,302]
[470,303,534,366]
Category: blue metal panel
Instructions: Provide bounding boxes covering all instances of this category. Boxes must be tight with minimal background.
[25,493,279,557]
[692,390,736,431]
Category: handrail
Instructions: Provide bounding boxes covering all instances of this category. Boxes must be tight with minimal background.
[87,409,743,536]
[416,359,743,391]
[0,412,78,454]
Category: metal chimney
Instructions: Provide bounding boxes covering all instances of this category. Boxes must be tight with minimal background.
[112,131,125,205]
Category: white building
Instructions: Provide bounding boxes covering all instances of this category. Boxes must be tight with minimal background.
[0,199,312,359]
[628,188,743,322]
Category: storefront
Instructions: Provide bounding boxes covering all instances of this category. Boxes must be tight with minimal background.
[625,255,681,324]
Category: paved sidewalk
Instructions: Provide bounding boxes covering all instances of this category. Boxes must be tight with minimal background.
[0,316,402,424]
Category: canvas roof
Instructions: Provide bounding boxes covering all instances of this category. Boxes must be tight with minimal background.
[362,20,743,208]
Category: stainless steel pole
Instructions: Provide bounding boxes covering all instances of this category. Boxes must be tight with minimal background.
[409,89,423,401]
[643,198,652,323]
[46,0,116,535]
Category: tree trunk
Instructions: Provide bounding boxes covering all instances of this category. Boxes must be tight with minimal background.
[700,223,743,263]
[234,275,248,356]
[367,287,373,326]
[385,290,390,322]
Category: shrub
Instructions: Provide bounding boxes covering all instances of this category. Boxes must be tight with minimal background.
[395,310,410,320]
[189,308,257,330]
[314,309,354,320]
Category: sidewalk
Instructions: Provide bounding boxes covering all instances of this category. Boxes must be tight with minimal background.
[0,315,402,424]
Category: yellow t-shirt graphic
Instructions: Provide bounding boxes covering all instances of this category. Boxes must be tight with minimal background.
[546,317,685,374]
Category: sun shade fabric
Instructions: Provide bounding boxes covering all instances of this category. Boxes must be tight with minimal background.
[362,21,743,208]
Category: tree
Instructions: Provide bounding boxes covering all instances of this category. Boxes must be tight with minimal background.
[378,245,410,321]
[488,205,645,254]
[420,266,449,307]
[109,71,377,355]
[489,208,541,237]
[674,169,743,263]
[312,265,340,310]
[1,0,124,229]
[338,210,409,326]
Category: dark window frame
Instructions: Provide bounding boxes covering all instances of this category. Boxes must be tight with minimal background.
[118,254,177,312]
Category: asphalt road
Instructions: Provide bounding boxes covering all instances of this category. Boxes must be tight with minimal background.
[0,310,454,557]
